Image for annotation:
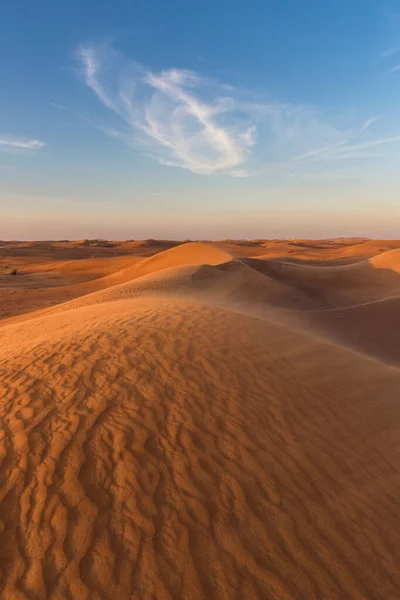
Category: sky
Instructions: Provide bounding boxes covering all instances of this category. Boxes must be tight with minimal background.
[1,0,400,239]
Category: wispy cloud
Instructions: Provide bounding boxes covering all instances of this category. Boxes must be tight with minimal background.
[76,42,400,178]
[296,135,400,164]
[380,46,400,58]
[76,43,261,176]
[360,117,380,132]
[77,45,119,112]
[50,102,71,112]
[0,137,46,151]
[379,44,400,76]
[389,63,400,74]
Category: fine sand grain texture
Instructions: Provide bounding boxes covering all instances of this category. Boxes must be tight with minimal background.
[1,239,400,599]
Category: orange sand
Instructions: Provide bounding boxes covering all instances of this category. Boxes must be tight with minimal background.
[1,238,400,599]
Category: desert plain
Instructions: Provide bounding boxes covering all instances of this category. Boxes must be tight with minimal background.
[1,236,400,599]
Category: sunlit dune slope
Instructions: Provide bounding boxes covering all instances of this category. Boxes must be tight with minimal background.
[52,241,234,299]
[0,243,231,321]
[102,241,233,284]
[1,293,400,599]
[51,258,317,314]
[2,242,320,324]
[368,248,400,271]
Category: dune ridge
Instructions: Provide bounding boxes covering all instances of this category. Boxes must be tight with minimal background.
[1,240,400,599]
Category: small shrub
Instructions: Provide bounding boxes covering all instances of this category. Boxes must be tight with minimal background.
[10,268,18,276]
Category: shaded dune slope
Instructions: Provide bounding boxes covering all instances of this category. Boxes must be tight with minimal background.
[246,249,400,308]
[240,250,400,365]
[297,295,400,366]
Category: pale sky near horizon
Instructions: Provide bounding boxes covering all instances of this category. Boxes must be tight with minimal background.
[1,0,400,240]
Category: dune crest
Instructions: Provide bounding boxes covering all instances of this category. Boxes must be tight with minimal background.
[368,248,400,271]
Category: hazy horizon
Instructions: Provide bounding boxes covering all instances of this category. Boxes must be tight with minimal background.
[0,234,395,243]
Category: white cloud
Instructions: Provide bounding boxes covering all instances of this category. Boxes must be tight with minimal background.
[0,137,46,150]
[296,135,400,164]
[360,117,379,132]
[339,136,400,151]
[389,64,400,74]
[76,42,400,178]
[77,43,258,175]
[76,45,119,112]
[239,125,257,146]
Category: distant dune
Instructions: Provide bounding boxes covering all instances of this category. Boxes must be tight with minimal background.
[1,238,400,598]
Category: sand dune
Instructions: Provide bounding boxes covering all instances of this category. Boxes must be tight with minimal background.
[368,248,400,271]
[296,295,400,366]
[2,238,400,319]
[50,258,315,315]
[1,240,400,598]
[247,250,400,308]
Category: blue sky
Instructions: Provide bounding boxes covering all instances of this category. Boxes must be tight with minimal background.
[1,0,400,239]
